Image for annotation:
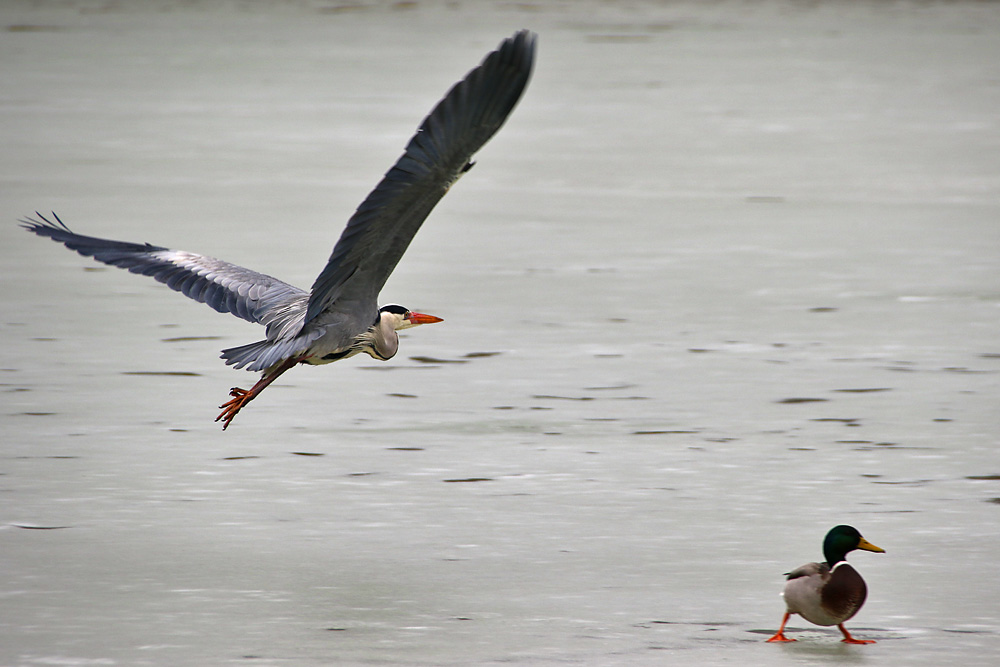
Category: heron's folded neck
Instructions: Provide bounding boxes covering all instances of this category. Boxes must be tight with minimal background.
[355,315,399,361]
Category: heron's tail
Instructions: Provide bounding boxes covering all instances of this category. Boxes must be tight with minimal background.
[222,335,320,374]
[221,340,275,371]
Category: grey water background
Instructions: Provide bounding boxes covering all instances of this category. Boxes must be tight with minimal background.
[2,1,998,665]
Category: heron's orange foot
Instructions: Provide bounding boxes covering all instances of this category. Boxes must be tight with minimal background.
[216,388,251,430]
[766,632,796,643]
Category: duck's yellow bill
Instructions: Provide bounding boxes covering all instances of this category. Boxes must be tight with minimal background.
[857,537,885,553]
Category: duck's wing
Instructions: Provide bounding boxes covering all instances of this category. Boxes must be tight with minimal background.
[304,29,536,324]
[784,562,830,581]
[21,213,308,331]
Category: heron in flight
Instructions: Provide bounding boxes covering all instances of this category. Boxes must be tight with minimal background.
[22,30,535,429]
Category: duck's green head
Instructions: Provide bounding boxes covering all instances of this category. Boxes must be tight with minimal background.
[823,525,885,565]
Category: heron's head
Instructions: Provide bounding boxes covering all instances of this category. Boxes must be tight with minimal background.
[378,304,444,331]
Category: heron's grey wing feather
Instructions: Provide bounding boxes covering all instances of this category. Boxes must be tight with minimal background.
[21,213,308,327]
[305,30,536,323]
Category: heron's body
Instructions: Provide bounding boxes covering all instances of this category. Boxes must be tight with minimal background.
[23,31,536,428]
[767,525,885,645]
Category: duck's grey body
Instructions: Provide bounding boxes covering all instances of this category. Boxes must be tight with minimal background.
[781,560,868,627]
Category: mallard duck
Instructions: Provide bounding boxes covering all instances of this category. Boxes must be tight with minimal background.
[766,525,885,644]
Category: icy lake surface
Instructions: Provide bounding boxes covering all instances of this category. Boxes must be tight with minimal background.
[1,1,998,665]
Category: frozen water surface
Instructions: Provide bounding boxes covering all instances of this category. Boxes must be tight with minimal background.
[2,1,998,665]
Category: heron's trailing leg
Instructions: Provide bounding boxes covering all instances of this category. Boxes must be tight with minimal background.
[216,355,307,429]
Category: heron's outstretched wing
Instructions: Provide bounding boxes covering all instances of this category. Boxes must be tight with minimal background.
[21,213,308,331]
[305,30,536,324]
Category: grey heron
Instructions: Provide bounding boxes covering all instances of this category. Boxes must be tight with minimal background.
[22,30,535,429]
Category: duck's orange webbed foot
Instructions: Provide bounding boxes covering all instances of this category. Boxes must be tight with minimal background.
[766,613,796,642]
[838,625,875,644]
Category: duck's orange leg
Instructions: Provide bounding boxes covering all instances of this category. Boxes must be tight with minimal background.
[766,613,797,642]
[838,624,875,644]
[215,355,305,430]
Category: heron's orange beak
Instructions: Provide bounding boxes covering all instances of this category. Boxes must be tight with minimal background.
[406,311,443,325]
